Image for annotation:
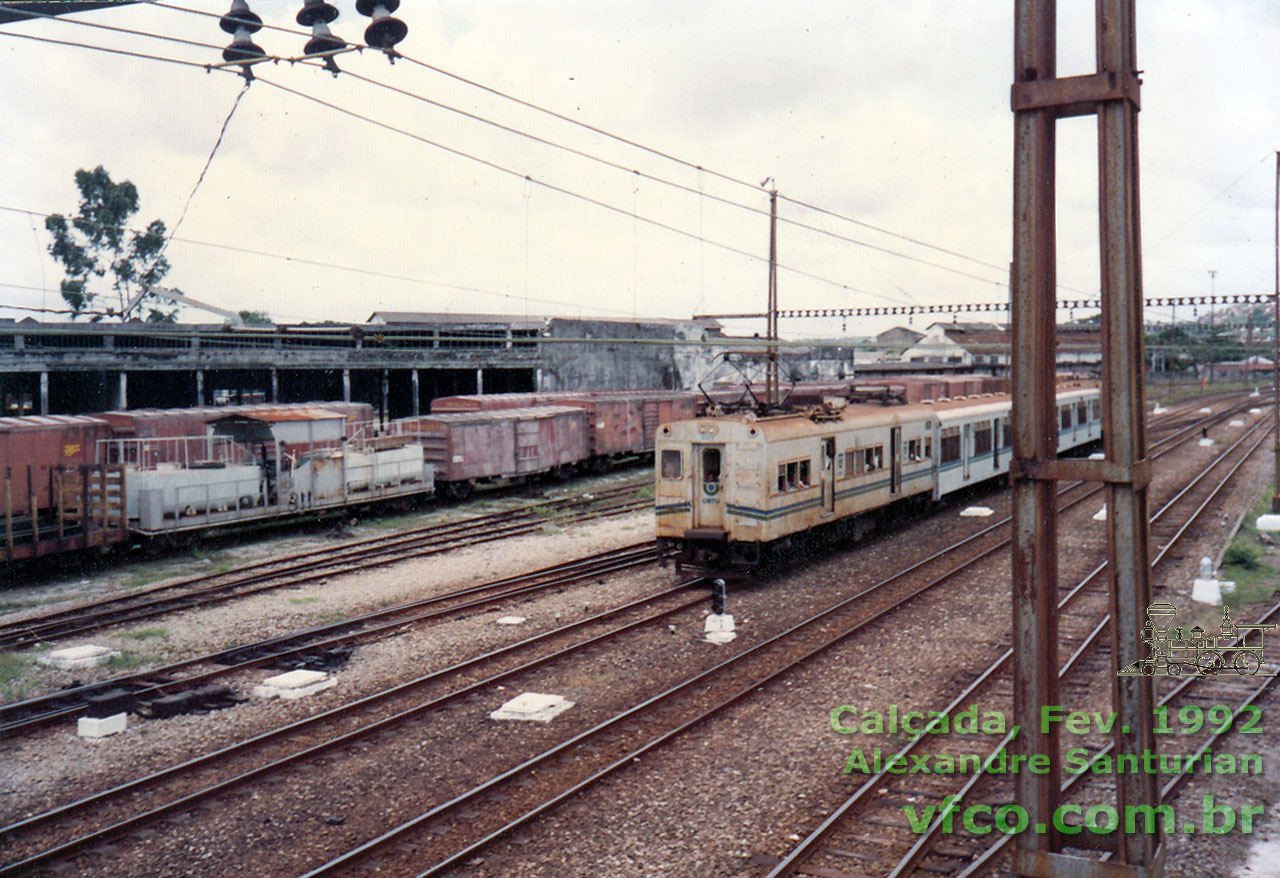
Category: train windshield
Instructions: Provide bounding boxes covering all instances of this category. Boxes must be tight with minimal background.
[701,447,721,482]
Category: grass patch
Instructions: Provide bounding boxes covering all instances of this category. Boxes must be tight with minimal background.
[637,485,654,500]
[289,596,320,605]
[1218,496,1280,606]
[122,567,164,589]
[0,652,34,702]
[105,652,148,671]
[118,627,168,641]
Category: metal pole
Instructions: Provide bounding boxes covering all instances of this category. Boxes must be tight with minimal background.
[767,187,779,407]
[1273,150,1279,512]
[1009,1,1160,875]
[1010,0,1061,865]
[1096,1,1161,870]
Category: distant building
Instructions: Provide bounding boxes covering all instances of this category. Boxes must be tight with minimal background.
[899,321,1102,374]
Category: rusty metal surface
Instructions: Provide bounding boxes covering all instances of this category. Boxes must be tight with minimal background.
[1011,0,1063,863]
[1010,1,1159,875]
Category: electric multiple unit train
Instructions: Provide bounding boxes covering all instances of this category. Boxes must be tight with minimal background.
[654,384,1102,570]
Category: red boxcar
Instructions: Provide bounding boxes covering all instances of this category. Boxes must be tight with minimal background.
[430,389,699,456]
[392,406,590,497]
[0,415,126,559]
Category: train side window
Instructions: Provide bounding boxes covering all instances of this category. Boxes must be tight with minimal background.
[1060,406,1072,431]
[940,427,961,464]
[863,446,882,472]
[973,421,992,456]
[1089,399,1101,421]
[1001,421,1012,449]
[661,449,682,479]
[701,448,721,481]
[907,438,923,461]
[843,449,860,477]
[1076,400,1088,423]
[777,464,787,492]
[798,459,811,485]
[924,436,932,460]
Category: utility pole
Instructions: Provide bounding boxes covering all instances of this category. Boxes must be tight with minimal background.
[1010,2,1160,877]
[1208,269,1218,385]
[766,184,780,408]
[1273,151,1279,511]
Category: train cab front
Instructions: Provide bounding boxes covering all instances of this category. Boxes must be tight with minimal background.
[654,430,755,575]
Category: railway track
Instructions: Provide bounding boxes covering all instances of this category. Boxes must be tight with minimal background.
[0,569,714,874]
[260,403,1268,875]
[0,395,1260,876]
[759,413,1275,877]
[0,480,649,651]
[0,542,658,737]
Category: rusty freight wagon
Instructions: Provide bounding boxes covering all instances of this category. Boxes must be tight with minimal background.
[430,389,699,459]
[0,415,126,560]
[392,406,589,498]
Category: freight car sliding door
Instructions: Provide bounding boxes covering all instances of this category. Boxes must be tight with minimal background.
[693,445,724,528]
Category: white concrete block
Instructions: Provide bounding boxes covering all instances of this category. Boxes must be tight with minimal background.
[496,616,526,625]
[78,712,127,738]
[1199,407,1213,413]
[1192,578,1234,605]
[253,669,335,700]
[1250,408,1263,415]
[704,613,737,644]
[1198,438,1215,447]
[1152,406,1168,414]
[1256,514,1280,532]
[1229,419,1244,427]
[1093,505,1107,521]
[960,506,994,517]
[490,692,574,722]
[1088,452,1106,460]
[39,645,119,669]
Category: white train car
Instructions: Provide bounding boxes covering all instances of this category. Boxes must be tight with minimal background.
[656,383,1102,570]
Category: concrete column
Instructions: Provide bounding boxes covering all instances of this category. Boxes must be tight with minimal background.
[39,371,49,415]
[411,368,420,417]
[342,369,351,403]
[196,370,205,406]
[476,368,484,395]
[271,368,279,403]
[116,372,128,411]
[381,369,389,427]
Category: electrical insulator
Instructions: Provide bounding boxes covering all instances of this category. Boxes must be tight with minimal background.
[356,0,408,52]
[220,0,265,69]
[297,0,345,75]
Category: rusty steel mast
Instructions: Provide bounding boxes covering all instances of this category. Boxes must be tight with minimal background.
[1010,2,1161,877]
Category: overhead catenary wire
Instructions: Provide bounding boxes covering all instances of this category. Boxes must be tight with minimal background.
[3,11,1029,298]
[0,1,227,51]
[0,206,671,319]
[252,74,911,306]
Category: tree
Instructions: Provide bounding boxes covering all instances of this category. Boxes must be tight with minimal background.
[238,310,274,325]
[45,166,177,322]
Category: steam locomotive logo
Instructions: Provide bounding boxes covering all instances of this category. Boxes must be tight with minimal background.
[702,481,720,497]
[1118,602,1276,677]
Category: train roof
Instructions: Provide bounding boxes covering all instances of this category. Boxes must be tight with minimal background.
[664,402,938,441]
[0,414,110,432]
[414,405,588,423]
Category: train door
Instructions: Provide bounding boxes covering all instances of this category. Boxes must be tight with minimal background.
[821,436,836,513]
[962,423,971,480]
[993,417,1001,470]
[693,444,725,528]
[889,426,901,494]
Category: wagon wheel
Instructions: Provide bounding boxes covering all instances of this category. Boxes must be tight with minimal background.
[1196,650,1225,676]
[1234,652,1262,676]
[1166,663,1183,677]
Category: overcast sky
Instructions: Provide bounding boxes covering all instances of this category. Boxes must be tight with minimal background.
[0,1,1276,339]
